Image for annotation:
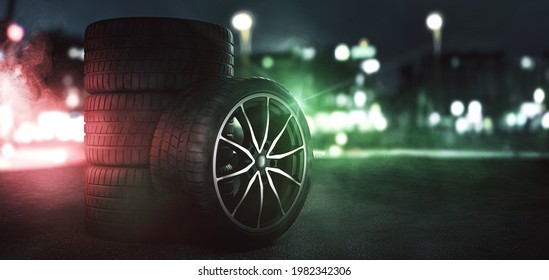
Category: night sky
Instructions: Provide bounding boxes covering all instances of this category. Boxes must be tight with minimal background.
[5,0,549,60]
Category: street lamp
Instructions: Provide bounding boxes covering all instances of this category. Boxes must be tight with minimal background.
[426,11,444,55]
[231,11,254,75]
[231,11,254,54]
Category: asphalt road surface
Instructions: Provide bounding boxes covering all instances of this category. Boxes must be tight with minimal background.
[1,157,548,259]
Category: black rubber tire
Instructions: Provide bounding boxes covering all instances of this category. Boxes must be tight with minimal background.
[150,78,313,244]
[84,17,233,45]
[84,17,234,93]
[84,48,234,65]
[84,165,156,241]
[84,92,175,167]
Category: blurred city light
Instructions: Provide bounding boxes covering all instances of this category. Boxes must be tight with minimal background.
[305,116,316,134]
[335,132,348,146]
[67,47,85,61]
[353,90,367,107]
[351,38,376,60]
[231,11,254,55]
[328,145,343,157]
[6,22,24,42]
[369,103,388,131]
[336,93,350,107]
[12,112,84,144]
[355,74,365,86]
[542,113,549,129]
[455,117,468,134]
[301,47,316,60]
[533,88,545,104]
[450,100,465,116]
[65,88,80,109]
[329,111,350,130]
[467,100,483,132]
[520,56,535,70]
[314,113,330,133]
[505,113,517,127]
[516,113,528,126]
[231,11,254,31]
[428,112,441,127]
[1,143,15,159]
[468,100,482,115]
[426,12,444,31]
[520,102,542,118]
[426,11,444,54]
[349,110,371,132]
[334,43,350,61]
[483,117,494,133]
[0,104,14,138]
[361,58,380,74]
[261,56,274,69]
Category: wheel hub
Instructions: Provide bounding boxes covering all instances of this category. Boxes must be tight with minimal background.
[256,154,266,169]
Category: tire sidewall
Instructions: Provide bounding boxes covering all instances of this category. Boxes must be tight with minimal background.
[192,78,313,243]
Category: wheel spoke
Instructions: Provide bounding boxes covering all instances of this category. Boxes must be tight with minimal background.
[266,170,285,215]
[232,171,259,216]
[214,93,308,231]
[240,105,260,152]
[267,115,293,157]
[216,136,255,181]
[216,161,254,181]
[267,145,304,160]
[266,167,302,187]
[257,175,264,228]
[259,97,270,152]
[219,135,254,160]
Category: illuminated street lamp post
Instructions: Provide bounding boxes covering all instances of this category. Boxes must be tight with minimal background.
[231,11,254,75]
[426,11,444,55]
[425,12,444,125]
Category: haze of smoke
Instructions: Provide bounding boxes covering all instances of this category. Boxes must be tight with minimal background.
[0,37,63,138]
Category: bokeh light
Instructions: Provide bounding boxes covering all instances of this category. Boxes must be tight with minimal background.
[353,90,367,108]
[450,101,465,117]
[426,12,444,31]
[520,56,535,70]
[361,59,380,74]
[335,132,348,146]
[542,113,549,129]
[534,88,545,104]
[231,11,254,31]
[334,43,350,61]
[428,112,441,127]
[7,22,24,42]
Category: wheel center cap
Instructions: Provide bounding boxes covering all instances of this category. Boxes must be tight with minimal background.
[256,155,266,169]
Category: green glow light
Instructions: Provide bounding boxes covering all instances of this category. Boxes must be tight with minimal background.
[354,90,367,108]
[261,56,274,69]
[335,132,348,146]
[328,145,343,157]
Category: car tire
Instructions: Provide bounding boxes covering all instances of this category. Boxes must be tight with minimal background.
[150,77,313,244]
[84,165,158,241]
[84,17,234,93]
[84,92,175,167]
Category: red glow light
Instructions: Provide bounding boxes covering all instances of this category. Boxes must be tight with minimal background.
[7,23,24,42]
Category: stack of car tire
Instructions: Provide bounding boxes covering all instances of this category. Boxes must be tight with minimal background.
[83,17,312,244]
